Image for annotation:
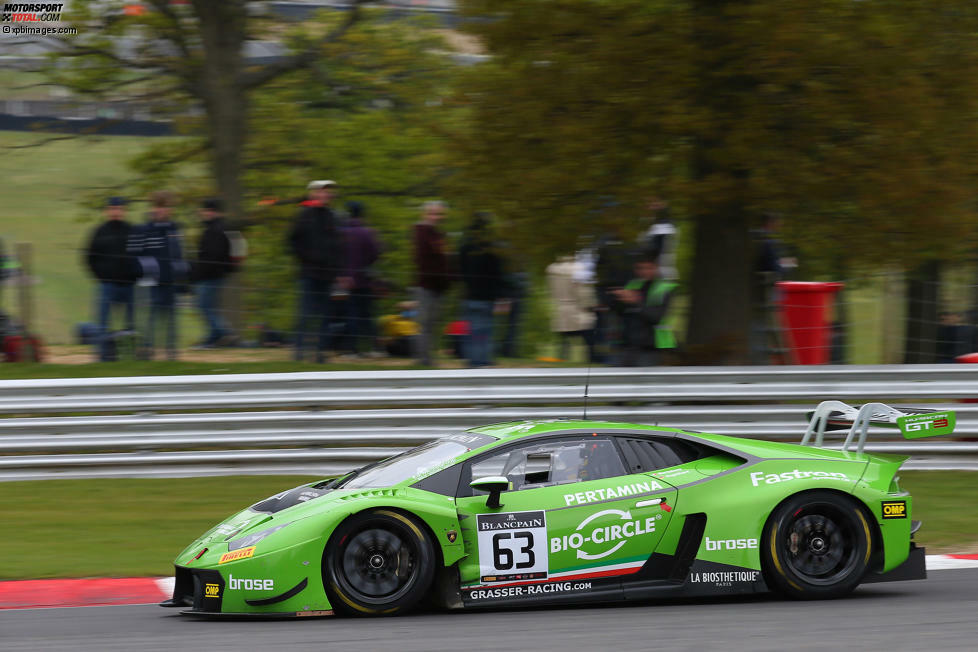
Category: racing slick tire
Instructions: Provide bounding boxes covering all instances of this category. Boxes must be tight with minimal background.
[324,509,436,616]
[761,491,874,600]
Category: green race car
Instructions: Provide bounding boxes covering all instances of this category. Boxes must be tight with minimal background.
[162,401,949,617]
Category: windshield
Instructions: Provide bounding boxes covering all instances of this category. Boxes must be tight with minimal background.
[339,432,496,489]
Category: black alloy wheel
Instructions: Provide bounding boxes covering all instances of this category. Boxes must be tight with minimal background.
[324,510,435,616]
[761,491,873,599]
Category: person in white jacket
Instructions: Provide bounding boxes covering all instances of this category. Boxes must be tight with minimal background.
[547,255,597,362]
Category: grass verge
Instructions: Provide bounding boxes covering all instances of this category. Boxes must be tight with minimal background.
[1,471,974,580]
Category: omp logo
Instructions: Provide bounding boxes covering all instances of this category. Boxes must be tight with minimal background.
[218,546,256,564]
[228,574,274,591]
[704,536,758,551]
[749,469,849,487]
[204,583,221,598]
[882,500,907,519]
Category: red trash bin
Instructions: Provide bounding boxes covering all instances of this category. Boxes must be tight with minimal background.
[777,281,844,365]
[955,353,978,404]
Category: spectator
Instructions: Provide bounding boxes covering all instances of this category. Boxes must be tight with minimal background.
[132,191,186,361]
[84,197,138,361]
[379,301,420,357]
[343,201,381,356]
[639,198,679,281]
[412,200,451,366]
[593,229,633,364]
[496,263,528,358]
[754,212,796,280]
[288,180,349,363]
[937,312,973,363]
[190,198,234,348]
[751,212,797,363]
[612,255,677,366]
[459,212,503,367]
[546,254,597,362]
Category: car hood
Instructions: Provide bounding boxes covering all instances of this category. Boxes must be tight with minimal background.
[184,483,402,551]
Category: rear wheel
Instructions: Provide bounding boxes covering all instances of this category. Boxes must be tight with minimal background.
[323,509,435,616]
[761,491,873,599]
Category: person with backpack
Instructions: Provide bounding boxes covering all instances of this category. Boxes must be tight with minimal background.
[191,198,234,348]
[85,197,139,362]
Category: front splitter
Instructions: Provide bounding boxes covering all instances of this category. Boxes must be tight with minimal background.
[178,609,334,619]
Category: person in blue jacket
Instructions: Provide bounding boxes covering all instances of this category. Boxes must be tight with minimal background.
[132,191,188,360]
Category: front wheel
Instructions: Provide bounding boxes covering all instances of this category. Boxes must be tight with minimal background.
[761,491,873,599]
[323,509,435,616]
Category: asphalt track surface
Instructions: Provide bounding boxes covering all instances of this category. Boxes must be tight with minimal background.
[3,568,976,651]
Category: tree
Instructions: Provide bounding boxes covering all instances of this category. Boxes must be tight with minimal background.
[451,0,978,362]
[50,0,368,222]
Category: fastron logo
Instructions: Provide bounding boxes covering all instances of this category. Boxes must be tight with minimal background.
[704,536,758,551]
[749,469,849,487]
[550,509,660,560]
[228,574,274,591]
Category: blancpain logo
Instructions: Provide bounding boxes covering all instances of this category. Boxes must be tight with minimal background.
[478,517,544,531]
[749,469,849,487]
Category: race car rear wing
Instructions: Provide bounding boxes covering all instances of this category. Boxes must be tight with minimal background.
[801,401,956,454]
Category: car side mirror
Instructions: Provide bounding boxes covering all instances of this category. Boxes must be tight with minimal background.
[470,476,511,509]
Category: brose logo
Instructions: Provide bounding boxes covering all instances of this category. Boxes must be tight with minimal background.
[228,574,274,591]
[204,583,221,598]
[703,536,758,551]
[882,500,907,519]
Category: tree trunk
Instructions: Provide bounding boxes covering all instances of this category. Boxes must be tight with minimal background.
[193,1,248,337]
[903,260,941,364]
[684,0,755,364]
[685,210,753,364]
[194,0,248,224]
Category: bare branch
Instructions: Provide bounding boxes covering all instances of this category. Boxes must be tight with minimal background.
[145,0,194,61]
[2,134,82,150]
[240,0,366,90]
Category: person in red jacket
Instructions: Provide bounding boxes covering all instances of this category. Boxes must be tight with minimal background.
[412,200,451,366]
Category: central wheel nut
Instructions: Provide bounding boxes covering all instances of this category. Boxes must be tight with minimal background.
[369,554,385,569]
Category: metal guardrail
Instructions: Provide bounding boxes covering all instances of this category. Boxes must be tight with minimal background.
[2,365,978,480]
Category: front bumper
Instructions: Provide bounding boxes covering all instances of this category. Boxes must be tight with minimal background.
[161,564,334,618]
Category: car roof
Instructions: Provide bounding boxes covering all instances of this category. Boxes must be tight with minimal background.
[464,419,872,463]
[467,419,686,440]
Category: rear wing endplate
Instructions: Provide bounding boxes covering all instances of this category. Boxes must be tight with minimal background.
[802,401,955,453]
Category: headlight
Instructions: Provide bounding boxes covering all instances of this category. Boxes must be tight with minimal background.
[226,523,290,551]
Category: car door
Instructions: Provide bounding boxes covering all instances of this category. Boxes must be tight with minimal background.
[455,437,677,606]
